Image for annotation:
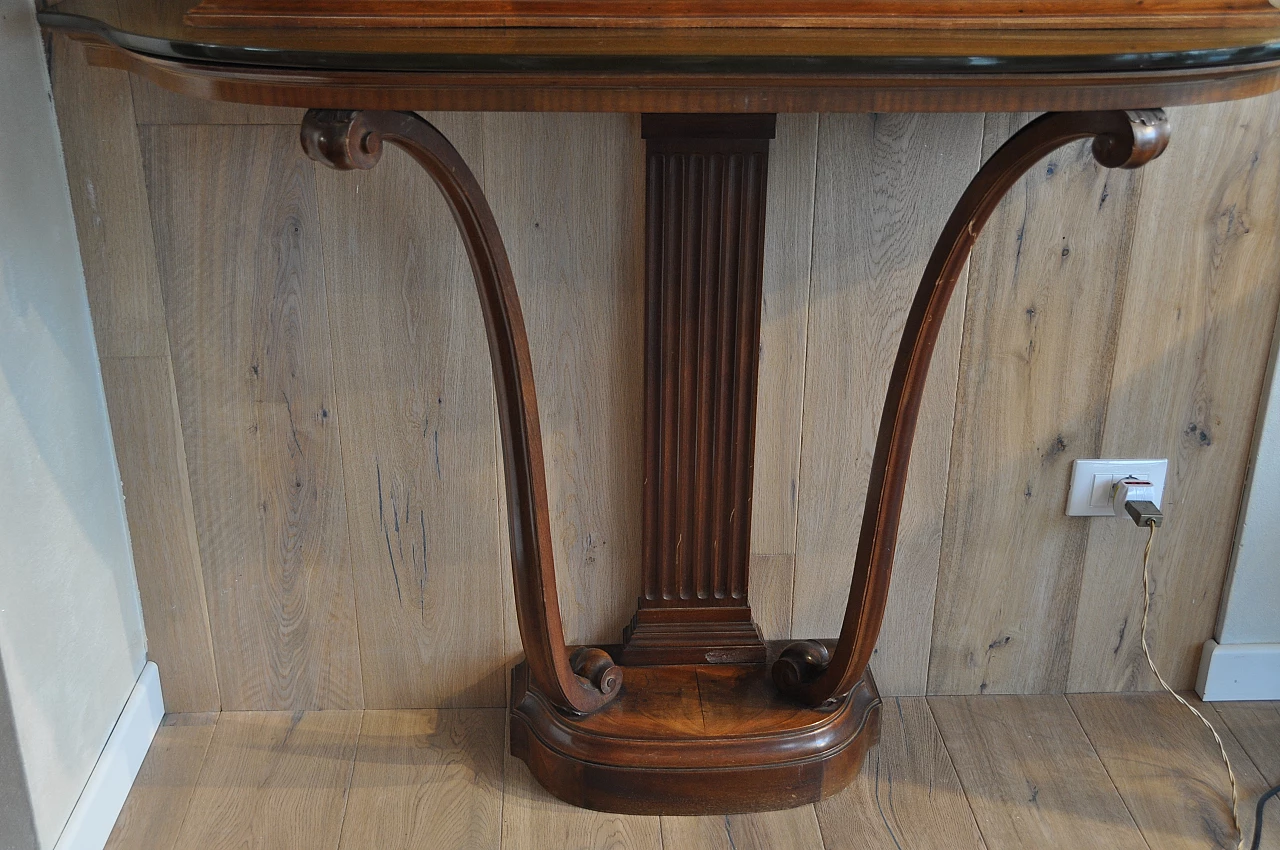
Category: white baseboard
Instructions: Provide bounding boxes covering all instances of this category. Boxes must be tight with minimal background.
[52,662,163,850]
[1196,639,1280,701]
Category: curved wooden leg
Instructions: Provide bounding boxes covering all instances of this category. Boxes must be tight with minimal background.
[773,109,1171,708]
[300,109,620,715]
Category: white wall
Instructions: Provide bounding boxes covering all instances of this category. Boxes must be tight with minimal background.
[1199,296,1280,700]
[0,0,149,846]
[1215,312,1280,646]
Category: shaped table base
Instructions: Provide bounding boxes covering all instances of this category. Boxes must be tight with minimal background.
[511,644,879,814]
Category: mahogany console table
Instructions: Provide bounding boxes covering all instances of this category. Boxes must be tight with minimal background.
[41,0,1280,816]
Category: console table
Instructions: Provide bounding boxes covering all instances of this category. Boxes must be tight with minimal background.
[40,0,1280,817]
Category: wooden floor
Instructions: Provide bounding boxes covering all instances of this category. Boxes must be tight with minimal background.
[106,693,1279,850]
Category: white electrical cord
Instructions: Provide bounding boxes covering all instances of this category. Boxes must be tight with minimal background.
[1138,520,1243,850]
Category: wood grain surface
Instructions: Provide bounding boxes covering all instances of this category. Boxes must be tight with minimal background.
[170,711,361,850]
[1215,701,1280,783]
[315,113,507,709]
[1067,93,1280,692]
[501,747,662,850]
[793,113,983,695]
[52,16,169,359]
[928,113,1143,695]
[56,33,1280,706]
[92,0,1280,56]
[929,695,1150,849]
[100,358,220,711]
[661,808,825,850]
[47,0,1280,112]
[130,77,304,126]
[338,710,504,850]
[99,698,1280,850]
[815,697,986,849]
[104,714,217,850]
[141,125,362,710]
[749,114,819,641]
[185,0,1280,31]
[50,7,222,712]
[483,113,645,647]
[1071,692,1280,850]
[67,40,1280,115]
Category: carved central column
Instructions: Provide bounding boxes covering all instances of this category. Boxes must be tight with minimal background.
[620,114,775,665]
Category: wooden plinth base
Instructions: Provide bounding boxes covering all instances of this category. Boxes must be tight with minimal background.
[509,642,881,815]
[620,607,766,666]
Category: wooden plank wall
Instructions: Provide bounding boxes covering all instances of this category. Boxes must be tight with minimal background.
[50,34,1280,711]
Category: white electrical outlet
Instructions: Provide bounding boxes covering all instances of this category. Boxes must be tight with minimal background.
[1066,458,1168,517]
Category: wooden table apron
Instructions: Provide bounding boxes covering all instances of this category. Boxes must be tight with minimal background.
[41,3,1280,815]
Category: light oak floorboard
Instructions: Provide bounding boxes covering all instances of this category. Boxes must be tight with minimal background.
[930,114,1142,695]
[661,807,825,850]
[90,101,1280,706]
[100,357,219,712]
[794,113,982,695]
[930,694,1149,849]
[1071,692,1280,850]
[1067,93,1280,692]
[337,710,504,850]
[500,749,662,850]
[817,696,987,850]
[104,713,217,850]
[749,114,819,641]
[315,113,506,709]
[107,699,1280,849]
[53,0,217,712]
[142,125,362,710]
[50,0,169,359]
[483,113,645,647]
[749,554,799,644]
[171,711,361,850]
[1214,701,1280,783]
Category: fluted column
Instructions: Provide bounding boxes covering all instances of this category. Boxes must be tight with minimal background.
[621,114,775,665]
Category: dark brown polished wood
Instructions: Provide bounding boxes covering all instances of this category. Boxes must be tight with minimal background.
[511,643,880,815]
[622,114,774,667]
[68,46,1280,113]
[184,0,1280,31]
[38,0,1280,113]
[38,0,1245,817]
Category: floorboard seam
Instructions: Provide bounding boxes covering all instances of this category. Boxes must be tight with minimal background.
[785,111,821,644]
[1210,702,1275,786]
[918,696,990,850]
[1063,695,1155,850]
[330,710,364,850]
[925,696,1002,850]
[499,706,510,850]
[161,712,219,850]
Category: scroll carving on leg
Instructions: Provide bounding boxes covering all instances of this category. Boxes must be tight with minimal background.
[773,109,1172,708]
[300,108,621,716]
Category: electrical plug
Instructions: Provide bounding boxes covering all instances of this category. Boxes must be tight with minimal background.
[1112,477,1163,527]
